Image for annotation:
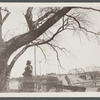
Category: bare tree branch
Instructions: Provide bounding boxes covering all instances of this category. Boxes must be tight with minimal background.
[6,7,100,71]
[51,44,71,56]
[6,7,72,57]
[35,20,69,45]
[24,7,33,30]
[47,43,65,69]
[24,7,57,31]
[66,14,100,35]
[2,8,10,24]
[37,45,47,60]
[8,8,96,71]
[37,8,56,22]
[12,40,67,70]
[8,42,47,72]
[26,17,70,46]
[7,44,33,72]
[29,27,65,46]
[73,7,100,12]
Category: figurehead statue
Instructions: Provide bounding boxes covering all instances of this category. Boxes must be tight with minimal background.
[22,60,33,77]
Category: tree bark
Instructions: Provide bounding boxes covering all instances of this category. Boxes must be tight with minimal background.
[0,7,3,44]
[0,46,9,92]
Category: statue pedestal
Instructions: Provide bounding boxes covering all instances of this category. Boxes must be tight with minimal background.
[20,76,37,92]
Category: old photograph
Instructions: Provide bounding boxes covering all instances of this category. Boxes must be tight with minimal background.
[0,3,100,95]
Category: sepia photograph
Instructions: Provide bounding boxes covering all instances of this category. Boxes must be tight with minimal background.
[0,3,100,97]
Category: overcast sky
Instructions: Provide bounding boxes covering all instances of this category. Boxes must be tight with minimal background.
[2,4,100,78]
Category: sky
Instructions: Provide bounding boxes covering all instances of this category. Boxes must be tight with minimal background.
[2,5,100,78]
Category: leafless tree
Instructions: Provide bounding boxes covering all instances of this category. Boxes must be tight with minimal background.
[0,6,100,92]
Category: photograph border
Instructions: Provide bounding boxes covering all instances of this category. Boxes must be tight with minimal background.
[0,1,100,98]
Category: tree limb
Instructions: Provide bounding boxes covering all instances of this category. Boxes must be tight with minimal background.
[36,8,56,22]
[47,43,65,69]
[7,44,33,72]
[33,18,70,46]
[73,7,100,12]
[7,43,48,72]
[51,44,71,56]
[2,8,10,24]
[24,7,57,31]
[37,45,47,60]
[66,14,100,35]
[25,7,33,30]
[6,7,72,57]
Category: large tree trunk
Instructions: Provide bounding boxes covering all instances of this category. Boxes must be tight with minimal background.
[0,7,3,43]
[0,7,8,92]
[0,44,10,92]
